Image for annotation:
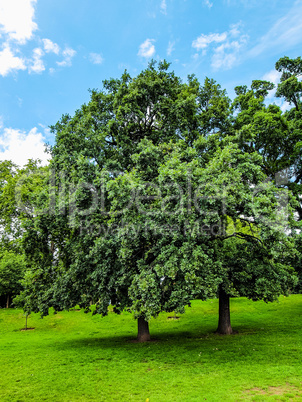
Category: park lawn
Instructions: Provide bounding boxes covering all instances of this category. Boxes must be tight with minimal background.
[0,295,301,401]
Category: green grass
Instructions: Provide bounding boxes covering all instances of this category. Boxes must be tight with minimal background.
[0,296,301,401]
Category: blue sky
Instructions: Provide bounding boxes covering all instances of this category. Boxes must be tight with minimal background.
[0,0,301,166]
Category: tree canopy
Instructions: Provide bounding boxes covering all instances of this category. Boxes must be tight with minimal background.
[15,57,301,340]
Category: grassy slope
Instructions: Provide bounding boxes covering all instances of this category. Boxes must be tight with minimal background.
[0,295,301,401]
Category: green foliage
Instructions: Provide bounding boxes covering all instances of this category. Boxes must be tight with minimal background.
[19,63,232,322]
[233,81,299,178]
[0,159,48,242]
[49,60,201,173]
[16,57,301,333]
[230,56,302,291]
[0,160,49,308]
[275,56,302,111]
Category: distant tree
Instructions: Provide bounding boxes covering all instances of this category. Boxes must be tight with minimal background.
[0,160,47,307]
[0,251,25,308]
[0,159,48,239]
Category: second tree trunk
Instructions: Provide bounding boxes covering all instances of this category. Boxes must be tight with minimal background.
[216,286,233,335]
[137,317,150,342]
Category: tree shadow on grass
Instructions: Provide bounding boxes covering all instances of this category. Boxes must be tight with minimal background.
[53,323,289,366]
[48,295,302,368]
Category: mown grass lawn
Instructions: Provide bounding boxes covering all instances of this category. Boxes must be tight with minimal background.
[0,295,301,401]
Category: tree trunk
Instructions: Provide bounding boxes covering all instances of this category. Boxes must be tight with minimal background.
[137,317,150,342]
[216,286,233,335]
[6,294,9,309]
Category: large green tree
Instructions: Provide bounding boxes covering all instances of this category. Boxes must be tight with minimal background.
[20,137,297,337]
[18,62,219,340]
[18,60,298,340]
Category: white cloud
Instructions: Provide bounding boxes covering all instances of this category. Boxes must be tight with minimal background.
[0,127,49,166]
[192,23,248,70]
[211,38,247,70]
[42,38,60,55]
[262,69,282,86]
[0,0,38,44]
[203,0,213,8]
[160,0,167,14]
[0,1,76,77]
[229,22,242,37]
[57,47,76,67]
[28,47,45,74]
[167,41,175,56]
[89,52,103,65]
[138,39,156,58]
[249,1,302,57]
[0,44,26,76]
[274,98,292,113]
[192,32,227,50]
